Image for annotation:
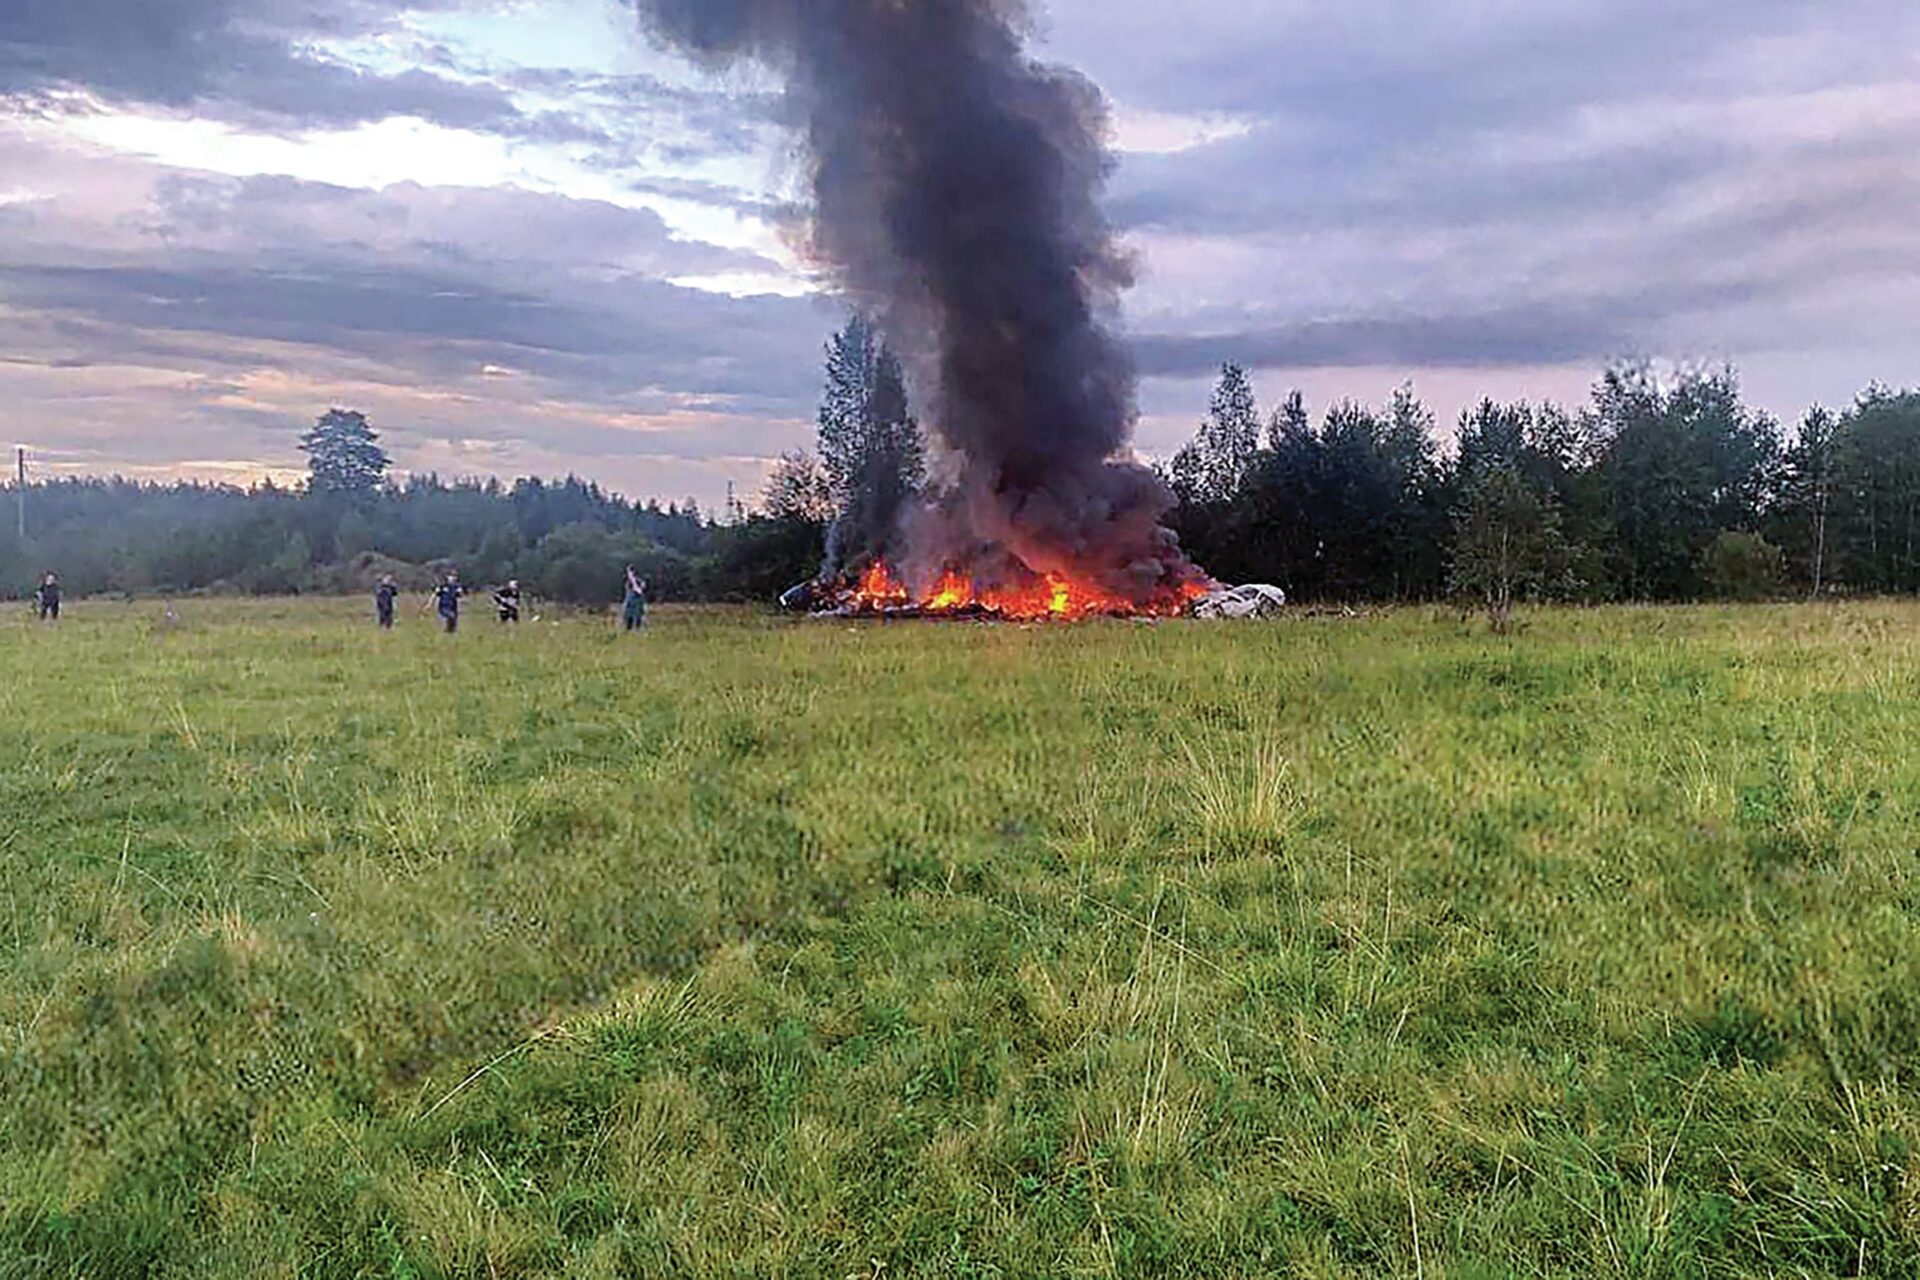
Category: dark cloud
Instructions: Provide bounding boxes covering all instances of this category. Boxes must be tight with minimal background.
[1126,110,1920,379]
[0,255,821,407]
[491,68,785,177]
[0,0,548,133]
[1048,0,1891,127]
[1108,126,1733,239]
[1,0,792,185]
[624,173,787,218]
[1058,0,1920,394]
[1133,306,1632,379]
[140,172,773,280]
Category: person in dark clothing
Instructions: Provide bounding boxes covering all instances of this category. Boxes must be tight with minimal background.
[36,572,61,621]
[374,575,399,629]
[622,566,648,631]
[493,579,522,624]
[432,572,463,634]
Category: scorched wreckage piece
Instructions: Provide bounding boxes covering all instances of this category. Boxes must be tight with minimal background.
[781,562,1281,621]
[630,0,1214,616]
[825,559,1209,620]
[1190,584,1290,620]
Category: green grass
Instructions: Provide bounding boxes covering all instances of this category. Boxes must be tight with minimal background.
[2,598,1918,1278]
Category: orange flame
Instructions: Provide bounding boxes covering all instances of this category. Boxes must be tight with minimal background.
[927,570,971,611]
[839,559,1206,620]
[850,560,911,609]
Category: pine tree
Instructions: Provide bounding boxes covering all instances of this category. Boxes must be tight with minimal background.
[1267,389,1311,452]
[1191,363,1261,501]
[1380,383,1445,597]
[870,345,926,496]
[1169,442,1205,506]
[815,316,925,569]
[817,316,879,506]
[1777,406,1839,595]
[1830,388,1920,594]
[1311,401,1384,597]
[1591,363,1779,599]
[299,409,390,497]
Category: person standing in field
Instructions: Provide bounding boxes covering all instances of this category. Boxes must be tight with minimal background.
[494,579,522,624]
[374,574,399,629]
[622,566,648,631]
[35,571,60,621]
[432,571,463,634]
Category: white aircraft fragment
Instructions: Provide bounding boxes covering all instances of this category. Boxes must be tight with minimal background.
[1191,584,1289,619]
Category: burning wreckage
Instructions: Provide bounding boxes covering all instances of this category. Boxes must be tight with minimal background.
[782,567,1286,621]
[632,0,1261,618]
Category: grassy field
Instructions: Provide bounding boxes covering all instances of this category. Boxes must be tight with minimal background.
[2,598,1917,1278]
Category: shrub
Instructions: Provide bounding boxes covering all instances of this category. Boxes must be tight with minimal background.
[1701,530,1785,601]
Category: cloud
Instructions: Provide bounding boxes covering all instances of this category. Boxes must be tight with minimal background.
[1132,305,1631,379]
[0,139,812,385]
[4,0,1919,505]
[0,0,546,134]
[0,131,833,495]
[1047,0,1920,412]
[0,0,791,191]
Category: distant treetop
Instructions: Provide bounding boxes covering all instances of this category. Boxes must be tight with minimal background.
[300,408,391,497]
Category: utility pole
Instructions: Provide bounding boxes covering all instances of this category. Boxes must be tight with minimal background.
[14,446,22,544]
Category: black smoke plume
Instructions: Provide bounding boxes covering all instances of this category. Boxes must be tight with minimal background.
[634,0,1207,604]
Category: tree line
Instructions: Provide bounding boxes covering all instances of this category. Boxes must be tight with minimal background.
[1165,362,1920,620]
[4,337,1916,612]
[1,408,825,606]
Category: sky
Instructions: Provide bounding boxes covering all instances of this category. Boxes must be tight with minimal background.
[2,0,1916,507]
